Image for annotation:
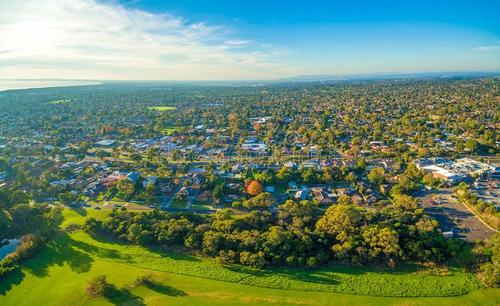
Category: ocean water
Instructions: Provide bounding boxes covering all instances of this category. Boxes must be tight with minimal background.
[0,80,100,91]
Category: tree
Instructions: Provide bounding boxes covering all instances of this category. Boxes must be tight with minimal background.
[244,192,275,209]
[362,226,400,261]
[213,183,225,203]
[0,209,10,232]
[239,251,267,268]
[254,171,274,184]
[356,158,367,171]
[422,173,437,187]
[276,167,290,181]
[86,275,111,298]
[10,190,28,204]
[83,217,102,236]
[0,158,12,174]
[278,199,317,230]
[316,204,363,258]
[301,168,315,183]
[465,139,480,153]
[458,181,469,191]
[58,191,76,204]
[368,167,385,186]
[476,234,500,287]
[344,173,357,187]
[247,180,263,196]
[351,136,362,146]
[117,179,135,198]
[404,164,423,181]
[396,175,419,194]
[126,223,143,243]
[95,150,110,160]
[130,153,142,161]
[202,230,224,256]
[337,195,353,206]
[393,194,418,210]
[144,181,156,203]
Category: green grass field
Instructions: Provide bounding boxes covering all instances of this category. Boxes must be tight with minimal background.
[171,199,187,209]
[48,99,72,105]
[191,203,212,210]
[160,126,182,135]
[0,209,498,306]
[147,106,177,111]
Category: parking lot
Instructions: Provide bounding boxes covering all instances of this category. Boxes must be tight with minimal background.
[472,180,500,207]
[419,188,496,241]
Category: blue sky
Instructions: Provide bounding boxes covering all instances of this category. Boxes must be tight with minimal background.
[0,0,499,80]
[129,0,500,74]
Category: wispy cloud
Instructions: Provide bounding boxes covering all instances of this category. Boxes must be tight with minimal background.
[0,0,294,80]
[472,45,500,52]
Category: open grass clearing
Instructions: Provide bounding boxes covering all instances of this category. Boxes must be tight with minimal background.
[171,199,187,209]
[147,106,177,111]
[2,246,498,306]
[191,203,212,211]
[48,99,72,105]
[161,126,182,135]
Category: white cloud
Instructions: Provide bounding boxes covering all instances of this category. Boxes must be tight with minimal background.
[472,45,500,52]
[0,0,295,80]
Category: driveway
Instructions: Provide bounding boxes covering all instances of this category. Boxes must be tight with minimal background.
[160,178,185,210]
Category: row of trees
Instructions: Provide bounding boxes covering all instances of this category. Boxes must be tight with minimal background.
[84,196,463,268]
[456,182,500,230]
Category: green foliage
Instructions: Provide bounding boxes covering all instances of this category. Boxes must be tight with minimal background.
[475,234,500,287]
[86,275,110,298]
[368,167,385,186]
[456,186,499,230]
[0,209,490,305]
[2,234,44,264]
[147,106,177,111]
[83,192,457,268]
[244,192,275,209]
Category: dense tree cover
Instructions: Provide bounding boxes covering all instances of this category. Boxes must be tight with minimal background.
[474,234,500,287]
[84,198,463,268]
[0,78,497,160]
[0,201,62,278]
[0,203,62,239]
[0,78,497,207]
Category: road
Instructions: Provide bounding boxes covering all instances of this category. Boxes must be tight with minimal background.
[159,178,185,210]
[418,188,496,241]
[100,201,152,211]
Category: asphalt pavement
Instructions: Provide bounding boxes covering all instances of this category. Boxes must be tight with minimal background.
[418,188,496,241]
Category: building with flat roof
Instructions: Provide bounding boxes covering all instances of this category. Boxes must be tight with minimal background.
[420,165,464,186]
[95,139,117,147]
